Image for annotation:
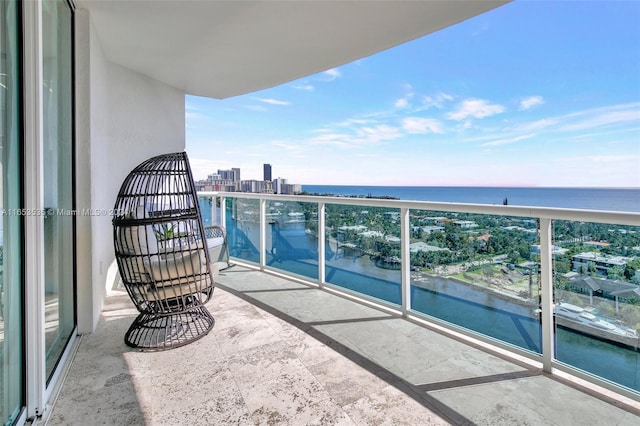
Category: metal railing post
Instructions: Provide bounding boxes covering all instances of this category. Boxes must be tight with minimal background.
[540,218,555,372]
[220,195,226,227]
[260,197,266,269]
[319,201,326,287]
[210,194,216,225]
[401,207,411,316]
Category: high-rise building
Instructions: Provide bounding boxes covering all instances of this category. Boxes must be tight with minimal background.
[218,168,239,181]
[263,163,272,181]
[273,177,287,194]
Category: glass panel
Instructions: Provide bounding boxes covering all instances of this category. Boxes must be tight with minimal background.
[553,220,640,392]
[265,200,318,280]
[409,210,542,353]
[324,204,401,305]
[42,0,74,381]
[198,195,218,227]
[226,197,260,263]
[0,0,23,422]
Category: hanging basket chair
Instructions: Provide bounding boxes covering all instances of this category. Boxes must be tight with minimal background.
[112,151,215,350]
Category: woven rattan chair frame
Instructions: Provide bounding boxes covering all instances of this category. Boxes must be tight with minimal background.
[204,225,230,271]
[112,152,215,351]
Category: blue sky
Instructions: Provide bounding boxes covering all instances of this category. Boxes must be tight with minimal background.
[186,1,640,188]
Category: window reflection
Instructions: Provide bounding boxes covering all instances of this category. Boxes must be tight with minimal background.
[42,0,75,381]
[1,0,23,423]
[553,220,640,391]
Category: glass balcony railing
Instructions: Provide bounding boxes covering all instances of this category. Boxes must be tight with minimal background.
[198,191,640,399]
[265,199,319,280]
[325,203,402,305]
[408,210,543,354]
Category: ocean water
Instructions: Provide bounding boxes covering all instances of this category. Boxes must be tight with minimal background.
[302,185,640,213]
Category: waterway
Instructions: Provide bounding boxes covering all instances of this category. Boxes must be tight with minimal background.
[257,240,639,392]
[330,255,640,392]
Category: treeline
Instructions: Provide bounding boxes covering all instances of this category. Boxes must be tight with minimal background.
[298,191,399,200]
[261,200,640,281]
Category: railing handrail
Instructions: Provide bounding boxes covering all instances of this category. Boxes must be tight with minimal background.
[197,191,640,226]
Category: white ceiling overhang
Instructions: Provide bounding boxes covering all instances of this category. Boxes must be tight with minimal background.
[76,0,510,99]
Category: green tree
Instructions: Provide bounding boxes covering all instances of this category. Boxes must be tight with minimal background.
[597,302,615,318]
[607,265,625,280]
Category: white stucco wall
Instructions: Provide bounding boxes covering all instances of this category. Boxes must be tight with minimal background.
[75,10,185,333]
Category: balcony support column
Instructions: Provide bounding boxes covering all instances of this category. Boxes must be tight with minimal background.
[319,202,326,288]
[540,218,555,372]
[220,196,226,227]
[401,207,411,316]
[260,198,266,269]
[211,195,220,225]
[209,195,216,226]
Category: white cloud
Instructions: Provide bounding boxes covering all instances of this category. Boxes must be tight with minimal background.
[271,141,309,157]
[356,125,402,142]
[308,123,402,148]
[336,118,376,127]
[496,103,639,137]
[402,117,444,134]
[447,99,505,121]
[422,93,454,110]
[308,133,353,148]
[291,84,314,91]
[395,88,414,109]
[481,133,536,147]
[257,98,290,106]
[514,118,558,132]
[322,68,341,81]
[461,102,639,150]
[558,104,640,132]
[519,96,544,110]
[395,97,410,109]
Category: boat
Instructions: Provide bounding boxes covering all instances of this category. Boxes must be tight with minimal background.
[555,302,628,334]
[552,302,638,348]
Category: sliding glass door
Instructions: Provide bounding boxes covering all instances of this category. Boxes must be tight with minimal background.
[0,0,23,424]
[42,0,75,382]
[1,1,76,423]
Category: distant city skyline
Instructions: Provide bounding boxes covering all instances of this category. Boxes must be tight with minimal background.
[194,164,302,195]
[186,1,640,188]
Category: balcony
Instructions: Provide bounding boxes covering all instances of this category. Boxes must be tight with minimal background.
[47,193,640,423]
[48,266,639,424]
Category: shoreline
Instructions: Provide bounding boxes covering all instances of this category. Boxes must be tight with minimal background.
[412,271,537,308]
[412,270,639,350]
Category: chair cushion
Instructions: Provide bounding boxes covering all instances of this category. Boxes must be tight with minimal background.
[207,237,225,248]
[118,206,159,255]
[147,250,206,284]
[120,225,159,255]
[145,279,209,301]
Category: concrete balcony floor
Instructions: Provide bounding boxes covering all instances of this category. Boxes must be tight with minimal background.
[48,265,639,425]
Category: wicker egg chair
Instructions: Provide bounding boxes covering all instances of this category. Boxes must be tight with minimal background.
[112,152,215,350]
